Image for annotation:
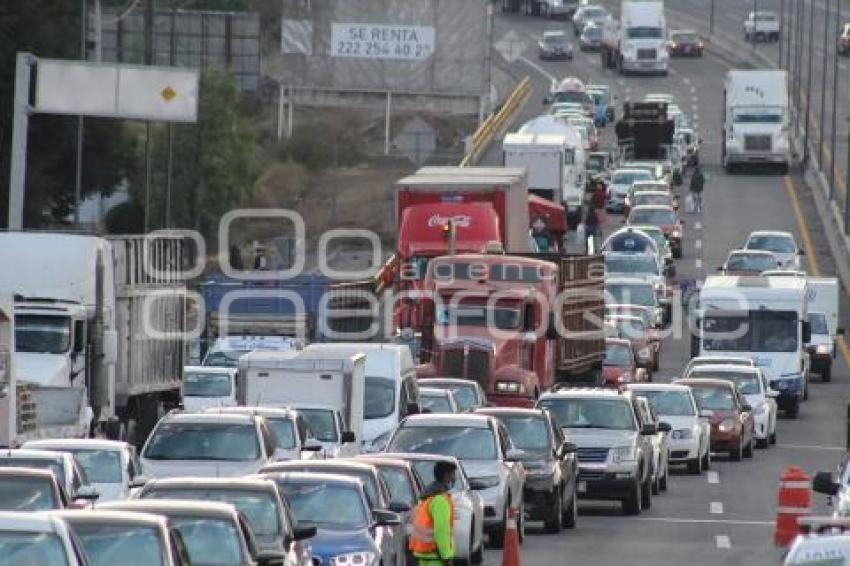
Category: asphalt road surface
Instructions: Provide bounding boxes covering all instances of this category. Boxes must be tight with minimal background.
[478,6,850,565]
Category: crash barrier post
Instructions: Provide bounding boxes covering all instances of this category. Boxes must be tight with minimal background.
[460,77,532,167]
[774,467,812,547]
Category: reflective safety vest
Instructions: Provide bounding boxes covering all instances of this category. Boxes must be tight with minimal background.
[409,493,455,555]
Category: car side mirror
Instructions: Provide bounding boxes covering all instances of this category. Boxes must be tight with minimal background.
[699,409,714,418]
[766,389,779,398]
[505,448,525,462]
[373,509,402,527]
[813,471,840,496]
[543,96,552,105]
[561,442,577,457]
[838,328,846,336]
[406,402,421,416]
[302,439,323,452]
[129,476,149,489]
[657,421,672,433]
[741,404,753,413]
[257,552,287,566]
[341,431,357,444]
[388,501,411,514]
[798,249,806,255]
[802,321,812,344]
[641,423,657,435]
[75,486,100,502]
[292,525,317,541]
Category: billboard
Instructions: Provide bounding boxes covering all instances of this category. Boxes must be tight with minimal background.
[278,0,491,99]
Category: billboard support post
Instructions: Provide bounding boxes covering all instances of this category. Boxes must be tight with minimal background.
[8,53,36,231]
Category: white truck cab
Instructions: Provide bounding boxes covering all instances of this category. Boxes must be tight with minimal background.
[503,131,585,211]
[618,1,669,75]
[181,366,238,412]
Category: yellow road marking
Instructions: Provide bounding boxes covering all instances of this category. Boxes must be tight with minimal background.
[782,176,850,366]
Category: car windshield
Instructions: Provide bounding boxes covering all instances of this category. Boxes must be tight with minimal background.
[68,450,122,484]
[378,467,416,507]
[286,466,379,508]
[627,26,663,39]
[605,255,659,276]
[703,311,798,352]
[587,155,606,170]
[552,91,592,105]
[436,304,521,330]
[0,478,57,511]
[14,315,70,354]
[611,319,648,340]
[298,408,338,442]
[691,370,761,395]
[201,350,248,368]
[183,372,232,397]
[142,422,261,461]
[746,235,796,253]
[0,460,65,487]
[388,426,498,460]
[0,532,69,566]
[634,194,671,207]
[733,111,783,124]
[605,343,633,367]
[808,313,829,335]
[444,385,479,411]
[538,398,636,430]
[690,386,736,411]
[584,7,607,18]
[543,34,568,46]
[613,171,652,185]
[629,209,676,226]
[672,32,699,42]
[278,481,369,529]
[499,416,550,453]
[365,376,396,420]
[726,253,777,272]
[144,488,281,537]
[267,418,297,450]
[421,393,453,414]
[170,517,243,566]
[583,27,603,38]
[72,523,164,566]
[606,283,656,307]
[635,390,696,416]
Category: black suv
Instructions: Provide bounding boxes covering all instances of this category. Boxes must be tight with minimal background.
[476,407,578,533]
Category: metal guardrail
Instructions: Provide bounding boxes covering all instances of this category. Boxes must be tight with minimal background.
[459,76,532,167]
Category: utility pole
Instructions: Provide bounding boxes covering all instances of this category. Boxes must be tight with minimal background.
[710,0,715,36]
[143,0,154,233]
[845,120,850,234]
[819,0,831,168]
[778,0,784,68]
[753,0,758,50]
[74,0,87,226]
[803,0,815,166]
[831,0,842,198]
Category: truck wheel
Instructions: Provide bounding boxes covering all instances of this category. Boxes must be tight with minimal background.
[823,363,832,382]
[702,450,711,470]
[622,480,642,515]
[730,441,743,461]
[543,488,564,533]
[743,439,754,458]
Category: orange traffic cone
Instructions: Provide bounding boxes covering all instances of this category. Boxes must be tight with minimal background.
[502,507,521,566]
[774,467,812,547]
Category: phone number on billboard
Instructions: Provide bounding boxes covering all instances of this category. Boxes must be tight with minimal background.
[331,23,435,61]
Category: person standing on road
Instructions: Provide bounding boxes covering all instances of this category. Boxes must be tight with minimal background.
[689,165,705,213]
[410,461,456,566]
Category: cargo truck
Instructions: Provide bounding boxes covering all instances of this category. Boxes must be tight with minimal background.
[722,69,791,173]
[615,101,676,162]
[0,233,188,446]
[237,347,364,457]
[417,252,606,406]
[601,1,668,75]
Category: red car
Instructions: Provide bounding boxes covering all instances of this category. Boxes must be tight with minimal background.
[667,30,704,57]
[602,338,648,387]
[627,205,683,259]
[606,315,660,372]
[675,378,755,461]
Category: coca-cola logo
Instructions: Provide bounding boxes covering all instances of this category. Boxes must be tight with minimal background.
[428,214,472,228]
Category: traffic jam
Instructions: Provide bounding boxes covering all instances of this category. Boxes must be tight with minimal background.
[2,1,850,565]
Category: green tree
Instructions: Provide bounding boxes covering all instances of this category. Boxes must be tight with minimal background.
[0,2,136,227]
[136,68,258,236]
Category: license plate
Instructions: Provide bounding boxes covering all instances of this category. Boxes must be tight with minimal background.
[577,481,587,494]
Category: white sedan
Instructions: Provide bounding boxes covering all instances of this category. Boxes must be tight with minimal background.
[744,230,804,270]
[627,384,711,475]
[379,452,485,563]
[23,438,145,501]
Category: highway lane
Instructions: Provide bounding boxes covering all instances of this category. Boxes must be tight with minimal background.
[479,8,850,565]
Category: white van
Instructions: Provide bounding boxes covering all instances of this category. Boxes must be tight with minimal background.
[304,343,420,450]
[181,366,238,412]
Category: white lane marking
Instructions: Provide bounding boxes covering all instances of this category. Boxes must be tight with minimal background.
[518,56,557,83]
[707,471,720,484]
[691,96,699,103]
[690,87,697,94]
[716,535,732,549]
[683,77,691,85]
[634,517,772,526]
[841,62,849,72]
[710,502,724,515]
[695,258,703,270]
[777,443,847,451]
[693,113,699,122]
[617,78,626,86]
[670,67,678,75]
[695,221,702,230]
[695,239,703,250]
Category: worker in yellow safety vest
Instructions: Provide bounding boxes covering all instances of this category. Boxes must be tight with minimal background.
[409,460,457,565]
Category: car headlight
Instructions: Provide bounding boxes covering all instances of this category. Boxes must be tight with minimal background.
[718,418,737,433]
[672,230,681,239]
[495,381,526,394]
[609,446,636,463]
[816,344,831,355]
[472,475,501,488]
[671,428,692,440]
[331,552,377,566]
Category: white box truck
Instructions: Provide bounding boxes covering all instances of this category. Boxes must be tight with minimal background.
[805,277,843,382]
[0,233,187,446]
[601,1,668,75]
[696,276,810,418]
[723,70,791,173]
[503,132,586,213]
[237,347,365,457]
